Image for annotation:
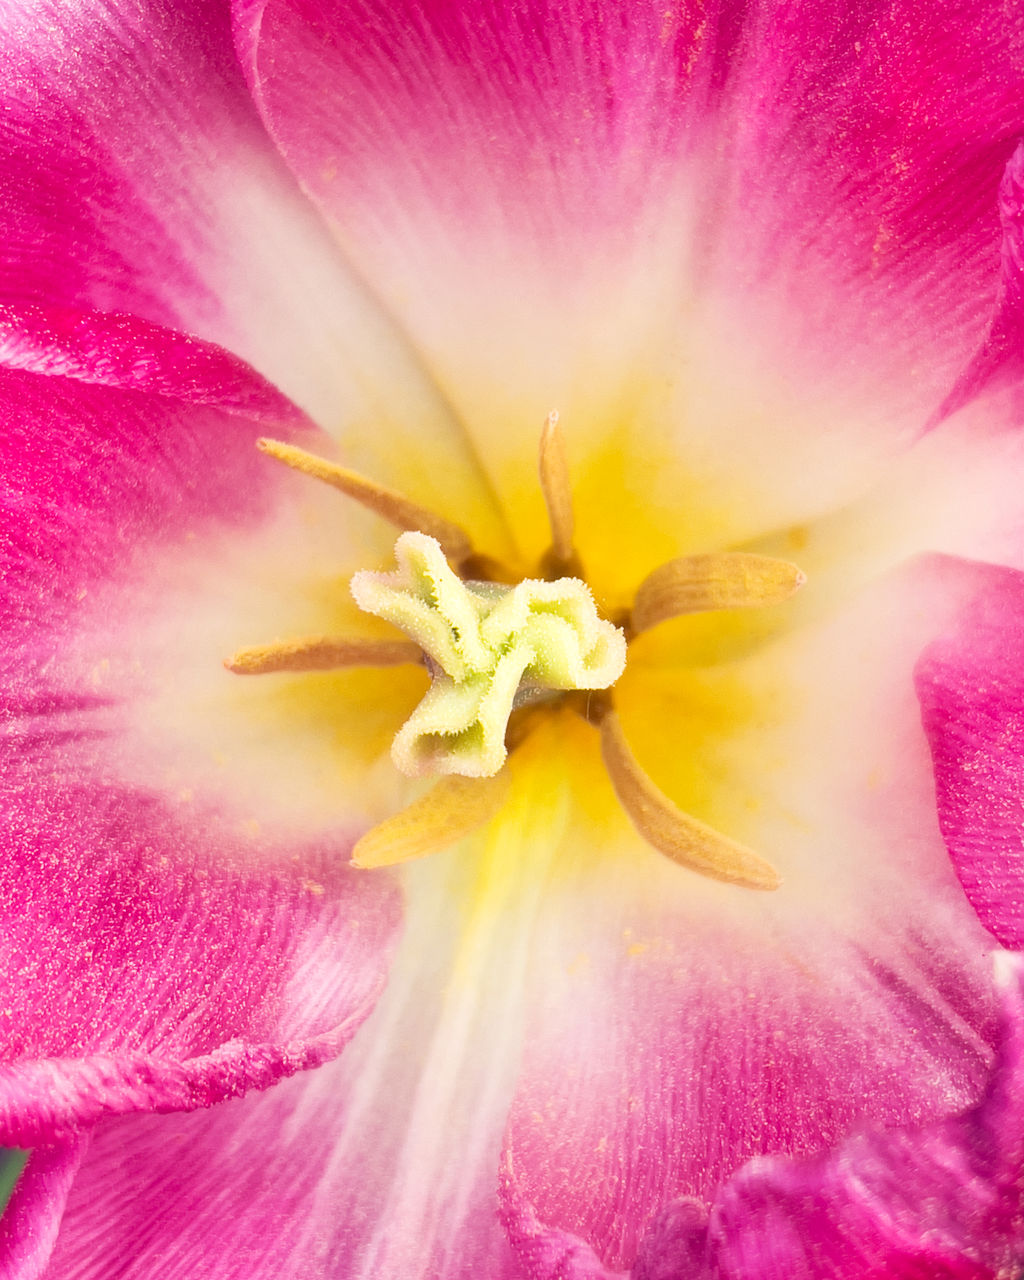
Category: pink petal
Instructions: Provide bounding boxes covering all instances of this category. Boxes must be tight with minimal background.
[704,952,1024,1279]
[0,304,305,422]
[0,0,268,323]
[30,1053,519,1280]
[0,312,403,1271]
[917,564,1024,949]
[0,305,307,653]
[499,955,1024,1280]
[0,1146,83,1280]
[720,0,1024,417]
[234,0,1024,556]
[932,143,1024,424]
[0,776,400,1147]
[499,555,1003,1273]
[0,756,401,1276]
[0,0,482,456]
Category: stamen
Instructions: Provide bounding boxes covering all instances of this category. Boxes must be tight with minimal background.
[538,411,578,574]
[352,532,626,778]
[350,772,510,868]
[598,707,781,890]
[225,635,422,675]
[258,438,473,562]
[630,552,806,635]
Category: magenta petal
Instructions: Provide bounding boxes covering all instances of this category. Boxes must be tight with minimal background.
[933,143,1024,423]
[0,775,401,1147]
[499,1154,624,1280]
[917,565,1024,948]
[0,1146,83,1280]
[234,0,714,247]
[0,304,305,423]
[720,0,1024,415]
[36,1055,523,1280]
[0,307,315,664]
[704,953,1024,1280]
[0,0,273,326]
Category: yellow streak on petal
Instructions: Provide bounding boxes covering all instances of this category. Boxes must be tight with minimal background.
[225,635,422,675]
[599,708,781,890]
[258,438,473,561]
[538,410,576,568]
[351,772,511,869]
[631,553,806,634]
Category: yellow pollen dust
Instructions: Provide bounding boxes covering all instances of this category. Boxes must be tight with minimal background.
[226,417,806,890]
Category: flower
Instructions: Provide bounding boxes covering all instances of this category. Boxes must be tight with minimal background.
[3,1,1024,1278]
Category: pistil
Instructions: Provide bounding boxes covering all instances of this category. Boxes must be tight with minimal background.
[350,531,626,778]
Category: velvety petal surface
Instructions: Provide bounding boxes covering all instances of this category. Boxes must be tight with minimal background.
[36,880,532,1280]
[0,311,403,1274]
[703,953,1024,1279]
[0,302,303,653]
[917,563,1024,950]
[495,554,1005,1273]
[0,0,505,526]
[0,784,400,1146]
[502,955,1024,1280]
[0,1145,83,1280]
[32,799,563,1280]
[234,0,1024,572]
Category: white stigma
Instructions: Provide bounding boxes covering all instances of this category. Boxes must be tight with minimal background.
[350,532,626,778]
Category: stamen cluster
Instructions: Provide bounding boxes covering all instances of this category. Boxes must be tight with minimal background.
[227,416,803,889]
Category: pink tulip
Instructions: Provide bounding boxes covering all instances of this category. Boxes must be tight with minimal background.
[2,2,1024,1277]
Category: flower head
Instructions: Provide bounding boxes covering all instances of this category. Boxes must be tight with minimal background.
[3,1,1024,1278]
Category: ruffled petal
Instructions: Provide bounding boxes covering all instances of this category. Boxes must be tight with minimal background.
[0,778,400,1147]
[917,563,1024,949]
[30,844,549,1280]
[0,1145,83,1280]
[501,954,1024,1280]
[704,952,1024,1279]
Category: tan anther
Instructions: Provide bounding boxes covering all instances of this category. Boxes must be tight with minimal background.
[598,708,781,890]
[630,553,806,636]
[538,411,584,578]
[350,772,511,869]
[225,635,422,676]
[258,438,473,562]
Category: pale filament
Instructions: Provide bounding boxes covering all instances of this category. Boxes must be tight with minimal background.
[597,704,781,890]
[225,635,422,676]
[350,772,511,869]
[257,437,473,562]
[630,552,806,635]
[537,410,579,575]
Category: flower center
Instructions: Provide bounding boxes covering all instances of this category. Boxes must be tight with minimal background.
[227,416,805,891]
[350,530,626,779]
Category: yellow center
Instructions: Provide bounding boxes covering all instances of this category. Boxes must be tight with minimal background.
[227,416,806,890]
